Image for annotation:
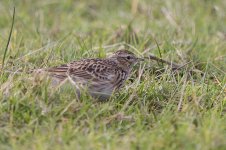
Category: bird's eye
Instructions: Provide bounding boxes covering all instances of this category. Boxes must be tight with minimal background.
[126,56,131,60]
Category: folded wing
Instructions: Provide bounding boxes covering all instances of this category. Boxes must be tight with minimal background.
[46,59,118,96]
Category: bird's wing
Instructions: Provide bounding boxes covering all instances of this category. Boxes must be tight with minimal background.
[46,59,118,91]
[68,59,116,87]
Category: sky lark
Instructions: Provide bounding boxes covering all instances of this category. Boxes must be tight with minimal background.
[37,50,143,100]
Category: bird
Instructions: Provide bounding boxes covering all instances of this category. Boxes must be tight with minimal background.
[36,50,143,100]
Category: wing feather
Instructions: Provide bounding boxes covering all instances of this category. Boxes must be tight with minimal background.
[46,59,118,93]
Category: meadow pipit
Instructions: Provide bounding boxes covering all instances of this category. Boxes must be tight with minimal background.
[37,50,143,100]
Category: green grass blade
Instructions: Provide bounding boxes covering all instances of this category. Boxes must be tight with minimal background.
[1,7,15,71]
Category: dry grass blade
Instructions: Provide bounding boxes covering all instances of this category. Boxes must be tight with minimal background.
[145,55,181,69]
[177,74,188,111]
[145,54,208,78]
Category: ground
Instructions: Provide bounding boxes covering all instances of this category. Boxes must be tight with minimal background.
[0,0,226,150]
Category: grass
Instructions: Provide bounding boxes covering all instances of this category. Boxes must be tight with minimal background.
[0,0,226,149]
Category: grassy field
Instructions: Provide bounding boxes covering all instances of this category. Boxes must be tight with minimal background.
[0,0,226,149]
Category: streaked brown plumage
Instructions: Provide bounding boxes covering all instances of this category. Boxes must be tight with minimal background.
[38,50,142,100]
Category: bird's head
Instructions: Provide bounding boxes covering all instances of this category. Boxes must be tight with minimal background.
[109,50,143,71]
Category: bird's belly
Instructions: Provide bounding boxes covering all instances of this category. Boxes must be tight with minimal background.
[50,77,115,100]
[87,85,115,100]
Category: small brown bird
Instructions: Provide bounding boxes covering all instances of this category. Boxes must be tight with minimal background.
[38,50,143,100]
